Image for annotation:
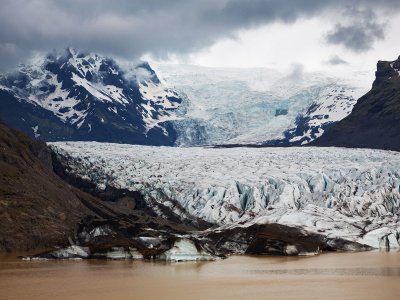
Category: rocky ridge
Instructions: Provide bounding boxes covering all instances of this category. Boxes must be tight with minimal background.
[314,56,400,151]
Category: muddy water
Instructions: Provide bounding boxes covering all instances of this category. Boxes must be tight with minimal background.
[0,251,399,300]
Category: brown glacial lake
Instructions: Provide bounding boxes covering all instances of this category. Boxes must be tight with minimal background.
[0,251,399,300]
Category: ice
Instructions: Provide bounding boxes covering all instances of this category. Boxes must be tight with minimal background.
[157,239,215,262]
[49,245,90,259]
[154,64,368,145]
[358,228,400,250]
[50,142,400,248]
[90,247,144,260]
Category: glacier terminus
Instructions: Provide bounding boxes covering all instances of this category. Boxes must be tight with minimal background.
[48,142,400,258]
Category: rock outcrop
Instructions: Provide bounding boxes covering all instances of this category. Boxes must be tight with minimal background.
[314,56,400,151]
[0,122,92,251]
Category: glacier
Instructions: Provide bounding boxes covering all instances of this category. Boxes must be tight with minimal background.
[50,142,400,250]
[154,64,370,146]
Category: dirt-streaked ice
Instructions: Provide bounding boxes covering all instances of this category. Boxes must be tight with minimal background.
[50,142,400,249]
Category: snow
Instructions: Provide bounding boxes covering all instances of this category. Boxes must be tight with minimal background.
[301,87,356,126]
[50,142,400,249]
[288,85,358,144]
[137,79,182,132]
[103,247,145,260]
[12,61,87,126]
[71,72,130,106]
[31,125,40,138]
[105,247,132,259]
[129,248,144,260]
[89,246,143,260]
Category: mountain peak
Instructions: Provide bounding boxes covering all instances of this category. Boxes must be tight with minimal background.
[0,49,183,145]
[374,56,400,88]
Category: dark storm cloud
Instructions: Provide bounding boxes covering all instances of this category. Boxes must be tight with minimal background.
[327,55,349,65]
[325,8,386,52]
[0,0,398,70]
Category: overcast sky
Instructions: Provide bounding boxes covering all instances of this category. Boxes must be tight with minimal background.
[1,0,400,77]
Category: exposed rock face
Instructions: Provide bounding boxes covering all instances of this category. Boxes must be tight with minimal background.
[314,56,400,151]
[0,122,94,252]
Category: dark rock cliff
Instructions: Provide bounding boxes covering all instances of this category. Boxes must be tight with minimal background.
[0,122,95,251]
[314,56,400,151]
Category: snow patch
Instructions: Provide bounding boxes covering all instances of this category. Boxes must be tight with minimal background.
[31,125,40,138]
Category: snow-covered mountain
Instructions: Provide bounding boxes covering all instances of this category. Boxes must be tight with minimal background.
[0,49,182,145]
[154,64,369,146]
[0,50,372,146]
[51,142,400,250]
[266,85,360,145]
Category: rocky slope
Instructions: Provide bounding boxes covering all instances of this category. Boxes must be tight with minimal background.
[314,56,400,151]
[0,49,182,145]
[0,122,93,251]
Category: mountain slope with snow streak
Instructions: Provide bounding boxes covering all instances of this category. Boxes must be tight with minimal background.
[51,142,400,249]
[267,84,360,145]
[0,49,182,145]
